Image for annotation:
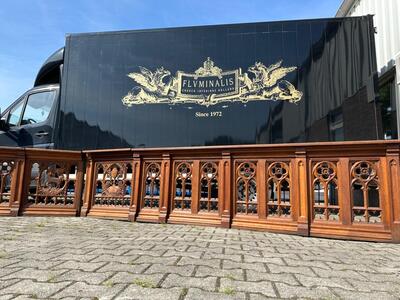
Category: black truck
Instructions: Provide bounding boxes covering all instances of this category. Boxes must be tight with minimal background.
[0,16,381,150]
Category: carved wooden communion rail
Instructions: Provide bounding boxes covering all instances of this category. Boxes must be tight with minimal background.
[1,141,400,242]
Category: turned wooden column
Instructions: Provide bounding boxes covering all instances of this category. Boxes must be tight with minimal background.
[295,149,309,236]
[128,153,141,222]
[81,154,94,217]
[220,152,232,228]
[159,153,171,223]
[337,158,352,226]
[191,160,200,214]
[257,159,267,220]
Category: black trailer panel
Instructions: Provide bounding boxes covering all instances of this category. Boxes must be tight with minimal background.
[58,17,379,150]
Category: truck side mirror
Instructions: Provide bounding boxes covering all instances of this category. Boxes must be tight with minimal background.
[0,119,9,131]
[0,108,9,131]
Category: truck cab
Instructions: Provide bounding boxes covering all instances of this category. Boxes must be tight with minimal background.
[0,48,63,148]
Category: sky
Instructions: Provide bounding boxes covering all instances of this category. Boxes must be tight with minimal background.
[0,0,343,109]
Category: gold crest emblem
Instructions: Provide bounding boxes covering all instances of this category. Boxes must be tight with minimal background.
[122,58,302,107]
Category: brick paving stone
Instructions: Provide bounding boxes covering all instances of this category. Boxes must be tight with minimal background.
[178,257,221,268]
[53,260,106,272]
[53,269,114,285]
[162,273,218,291]
[117,284,183,300]
[332,288,399,300]
[145,263,196,276]
[246,270,299,285]
[185,287,246,300]
[95,261,150,273]
[195,266,244,280]
[295,274,354,290]
[2,268,66,282]
[51,282,126,299]
[275,282,338,299]
[220,278,276,297]
[109,272,164,285]
[0,279,70,298]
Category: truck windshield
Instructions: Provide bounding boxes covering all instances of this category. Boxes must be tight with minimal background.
[21,91,56,125]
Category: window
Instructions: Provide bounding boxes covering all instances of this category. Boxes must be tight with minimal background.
[7,101,24,127]
[379,79,397,139]
[21,91,56,125]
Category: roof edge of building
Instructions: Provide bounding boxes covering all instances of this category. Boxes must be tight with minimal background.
[336,0,356,17]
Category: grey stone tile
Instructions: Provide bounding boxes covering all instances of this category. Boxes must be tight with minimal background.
[51,282,126,299]
[332,288,398,300]
[145,263,196,276]
[275,282,338,299]
[185,287,246,300]
[117,285,182,300]
[220,278,276,297]
[0,279,70,298]
[53,269,114,285]
[162,274,218,291]
[96,262,150,273]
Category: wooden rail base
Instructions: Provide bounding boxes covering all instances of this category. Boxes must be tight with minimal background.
[1,141,400,242]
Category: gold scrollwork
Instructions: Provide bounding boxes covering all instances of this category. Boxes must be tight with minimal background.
[122,58,303,107]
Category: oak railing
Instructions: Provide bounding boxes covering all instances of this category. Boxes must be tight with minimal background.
[0,140,399,242]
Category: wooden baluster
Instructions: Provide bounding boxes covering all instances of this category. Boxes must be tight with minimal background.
[220,152,232,228]
[257,159,267,220]
[191,160,200,214]
[338,158,351,225]
[159,153,171,223]
[128,154,141,222]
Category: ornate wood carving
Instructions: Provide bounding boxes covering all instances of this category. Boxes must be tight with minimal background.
[199,162,219,212]
[26,162,77,206]
[351,161,381,223]
[173,162,193,211]
[142,162,161,209]
[236,162,257,215]
[93,162,132,207]
[312,161,339,221]
[0,161,14,206]
[266,162,291,218]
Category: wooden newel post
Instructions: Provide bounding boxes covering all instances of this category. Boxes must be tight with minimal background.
[10,152,26,217]
[81,154,94,217]
[386,145,400,242]
[159,153,171,223]
[220,152,232,228]
[128,153,141,222]
[295,149,309,236]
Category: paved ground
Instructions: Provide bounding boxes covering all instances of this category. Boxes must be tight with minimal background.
[0,217,400,300]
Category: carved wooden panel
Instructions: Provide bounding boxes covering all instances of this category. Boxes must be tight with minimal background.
[236,162,257,215]
[93,162,132,207]
[266,162,291,218]
[0,161,14,206]
[142,162,161,209]
[27,162,77,206]
[173,162,193,211]
[351,161,382,223]
[312,161,339,221]
[199,162,218,213]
